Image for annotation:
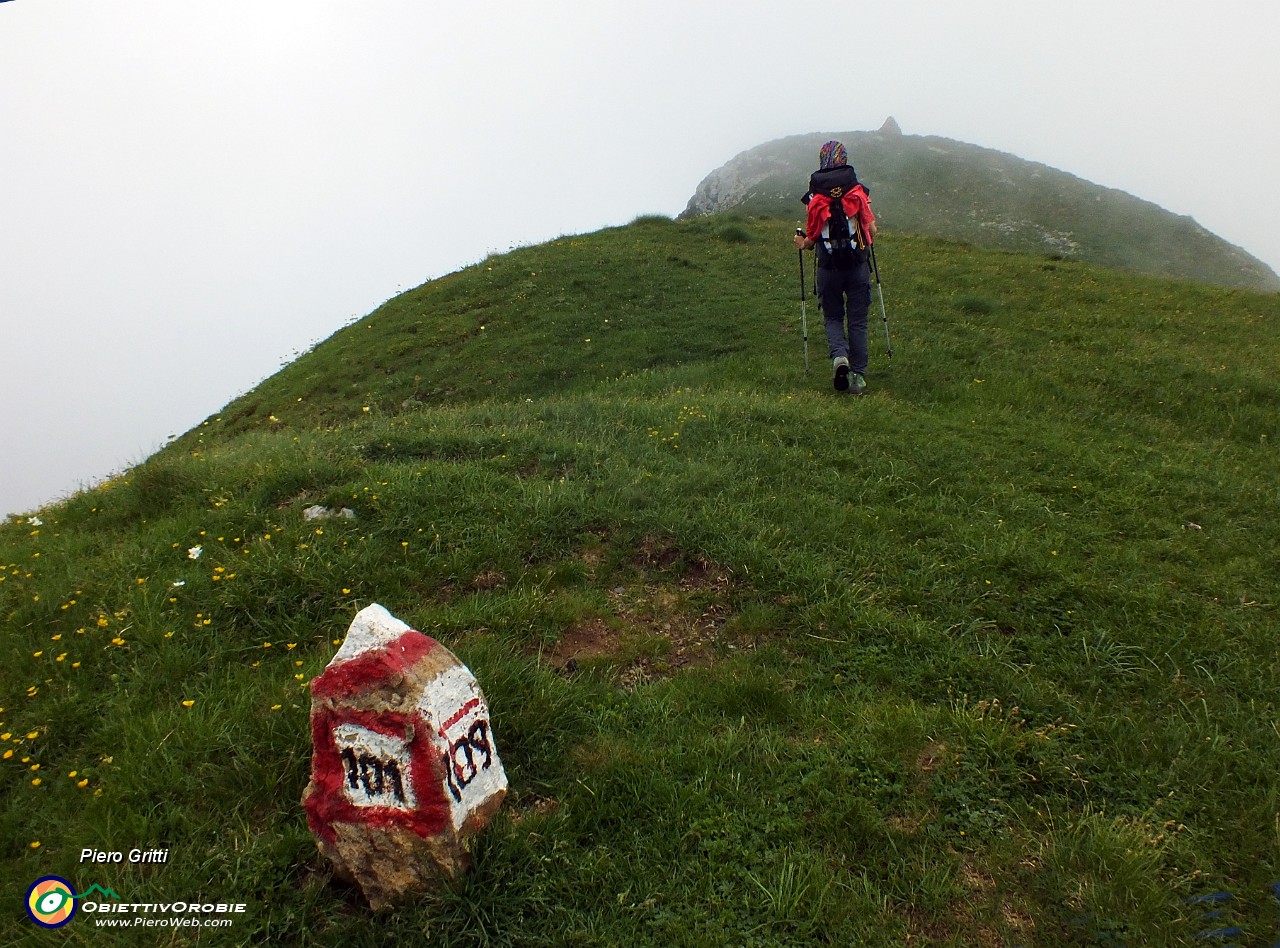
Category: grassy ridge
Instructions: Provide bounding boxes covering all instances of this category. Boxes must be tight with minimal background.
[3,216,1279,945]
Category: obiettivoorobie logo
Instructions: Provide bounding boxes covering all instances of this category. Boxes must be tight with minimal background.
[26,875,249,930]
[26,876,76,928]
[25,878,120,928]
[26,877,120,928]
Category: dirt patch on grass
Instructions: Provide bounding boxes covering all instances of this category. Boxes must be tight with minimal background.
[542,616,621,672]
[899,902,1003,948]
[538,537,743,684]
[916,740,950,776]
[539,580,738,684]
[469,569,507,592]
[961,864,996,896]
[507,794,559,825]
[517,531,766,686]
[885,813,926,837]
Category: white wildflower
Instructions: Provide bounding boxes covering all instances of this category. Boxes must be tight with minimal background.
[187,546,203,560]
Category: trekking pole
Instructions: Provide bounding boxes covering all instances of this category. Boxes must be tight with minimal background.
[869,243,893,358]
[795,228,809,373]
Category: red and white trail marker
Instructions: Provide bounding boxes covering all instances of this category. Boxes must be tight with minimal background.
[302,604,507,908]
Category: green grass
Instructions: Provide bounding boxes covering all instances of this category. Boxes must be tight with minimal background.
[3,215,1279,945]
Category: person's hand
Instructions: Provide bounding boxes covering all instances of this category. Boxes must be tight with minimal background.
[793,233,808,250]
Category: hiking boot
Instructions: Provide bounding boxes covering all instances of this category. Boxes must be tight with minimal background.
[832,356,850,392]
[849,373,867,396]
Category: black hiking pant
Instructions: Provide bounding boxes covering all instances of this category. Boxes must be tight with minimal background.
[817,258,872,376]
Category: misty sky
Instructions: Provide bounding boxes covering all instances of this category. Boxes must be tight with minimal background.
[3,1,1277,517]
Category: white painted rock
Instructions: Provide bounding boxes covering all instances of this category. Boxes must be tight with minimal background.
[303,505,356,521]
[302,604,507,908]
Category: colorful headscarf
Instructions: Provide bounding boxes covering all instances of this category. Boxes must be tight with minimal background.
[819,140,848,170]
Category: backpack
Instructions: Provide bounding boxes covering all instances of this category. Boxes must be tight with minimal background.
[823,193,859,271]
[804,166,866,271]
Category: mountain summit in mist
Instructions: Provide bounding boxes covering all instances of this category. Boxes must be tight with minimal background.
[683,118,1280,292]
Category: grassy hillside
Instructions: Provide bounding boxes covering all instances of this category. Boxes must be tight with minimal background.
[684,127,1280,293]
[4,215,1280,946]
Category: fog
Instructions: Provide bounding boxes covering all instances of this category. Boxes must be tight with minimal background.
[3,0,1277,516]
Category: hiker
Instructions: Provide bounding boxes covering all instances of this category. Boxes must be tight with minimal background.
[793,140,878,394]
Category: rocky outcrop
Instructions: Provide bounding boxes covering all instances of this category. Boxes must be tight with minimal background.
[683,148,799,218]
